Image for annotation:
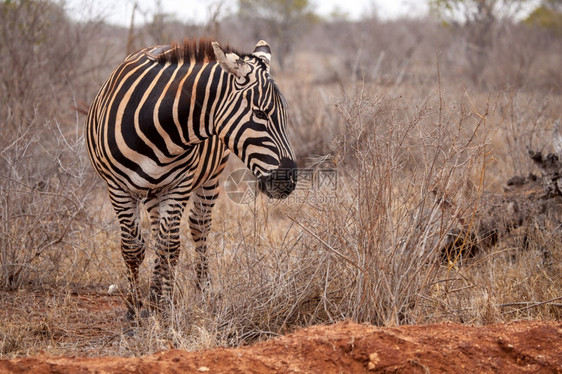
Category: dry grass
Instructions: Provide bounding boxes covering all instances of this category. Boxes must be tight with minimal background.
[1,0,561,360]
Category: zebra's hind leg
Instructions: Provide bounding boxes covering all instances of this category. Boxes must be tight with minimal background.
[189,181,220,291]
[108,187,145,320]
[149,198,187,312]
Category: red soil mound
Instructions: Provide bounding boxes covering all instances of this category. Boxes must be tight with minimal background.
[1,320,560,373]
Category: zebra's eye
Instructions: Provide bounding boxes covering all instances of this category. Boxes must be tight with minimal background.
[253,109,268,120]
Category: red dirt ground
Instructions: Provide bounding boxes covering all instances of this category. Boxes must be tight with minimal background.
[1,320,560,373]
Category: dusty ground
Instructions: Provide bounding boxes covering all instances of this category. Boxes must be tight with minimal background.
[1,318,560,373]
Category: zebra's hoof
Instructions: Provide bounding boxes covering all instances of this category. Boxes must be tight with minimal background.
[126,309,137,321]
[125,307,151,321]
[140,308,151,318]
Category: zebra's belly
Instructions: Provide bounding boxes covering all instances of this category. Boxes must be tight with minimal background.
[100,141,227,198]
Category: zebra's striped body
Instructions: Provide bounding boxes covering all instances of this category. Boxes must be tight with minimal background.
[86,39,296,317]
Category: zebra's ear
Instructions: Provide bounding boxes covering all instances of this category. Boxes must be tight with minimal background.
[212,42,251,79]
[252,40,271,67]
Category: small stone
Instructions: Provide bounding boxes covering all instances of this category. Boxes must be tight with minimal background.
[368,352,380,370]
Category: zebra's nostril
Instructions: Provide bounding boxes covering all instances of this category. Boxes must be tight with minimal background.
[258,157,298,199]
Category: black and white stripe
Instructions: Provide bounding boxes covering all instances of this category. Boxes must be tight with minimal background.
[86,39,297,317]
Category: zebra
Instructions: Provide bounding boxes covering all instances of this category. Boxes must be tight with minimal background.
[86,38,297,318]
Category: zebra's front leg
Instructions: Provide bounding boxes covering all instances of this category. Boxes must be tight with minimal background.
[109,188,145,320]
[189,182,220,291]
[149,199,186,311]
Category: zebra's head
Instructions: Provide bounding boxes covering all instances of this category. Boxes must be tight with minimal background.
[212,41,297,199]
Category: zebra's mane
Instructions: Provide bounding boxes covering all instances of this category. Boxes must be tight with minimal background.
[155,38,244,64]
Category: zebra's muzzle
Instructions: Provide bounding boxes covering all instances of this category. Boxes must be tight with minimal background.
[258,157,298,199]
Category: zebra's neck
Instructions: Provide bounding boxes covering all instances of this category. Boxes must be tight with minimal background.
[160,59,226,147]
